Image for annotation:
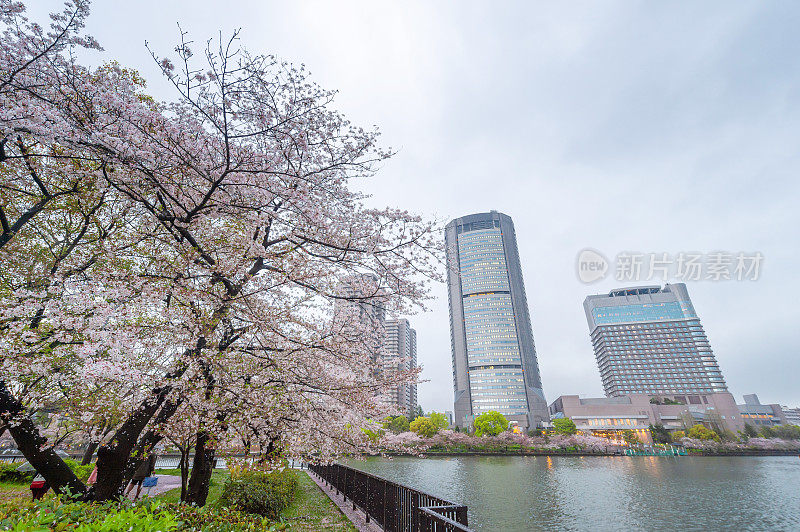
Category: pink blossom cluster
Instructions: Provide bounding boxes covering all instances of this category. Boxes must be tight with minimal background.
[380,430,617,453]
[675,437,800,451]
[0,0,442,476]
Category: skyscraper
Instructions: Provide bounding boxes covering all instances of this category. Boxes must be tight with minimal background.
[332,274,386,362]
[445,211,548,429]
[384,318,418,418]
[584,283,728,397]
[332,277,418,418]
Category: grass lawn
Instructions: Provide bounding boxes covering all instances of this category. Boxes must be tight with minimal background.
[2,469,356,531]
[153,469,229,505]
[0,482,28,503]
[281,471,356,531]
[152,468,356,531]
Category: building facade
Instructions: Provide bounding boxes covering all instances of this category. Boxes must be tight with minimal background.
[584,284,727,397]
[737,394,788,427]
[549,392,745,444]
[445,211,548,429]
[333,279,420,418]
[384,318,418,419]
[782,406,800,426]
[333,275,386,362]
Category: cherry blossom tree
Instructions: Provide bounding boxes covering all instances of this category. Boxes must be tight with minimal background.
[0,1,159,496]
[1,0,441,504]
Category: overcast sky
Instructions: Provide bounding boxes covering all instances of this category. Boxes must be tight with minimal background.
[31,1,800,412]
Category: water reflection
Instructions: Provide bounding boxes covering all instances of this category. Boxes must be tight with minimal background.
[345,456,800,531]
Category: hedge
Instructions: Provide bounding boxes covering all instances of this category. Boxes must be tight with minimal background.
[0,497,287,531]
[218,468,298,519]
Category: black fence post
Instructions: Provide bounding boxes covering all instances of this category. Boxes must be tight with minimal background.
[457,505,468,527]
[381,478,387,529]
[364,473,370,524]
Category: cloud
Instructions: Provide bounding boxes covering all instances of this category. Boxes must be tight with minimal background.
[30,0,800,410]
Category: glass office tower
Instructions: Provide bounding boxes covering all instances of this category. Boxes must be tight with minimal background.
[445,211,548,429]
[584,284,728,397]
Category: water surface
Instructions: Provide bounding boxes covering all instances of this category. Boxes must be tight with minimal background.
[346,455,800,531]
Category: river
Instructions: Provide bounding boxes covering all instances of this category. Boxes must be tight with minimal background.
[345,455,800,531]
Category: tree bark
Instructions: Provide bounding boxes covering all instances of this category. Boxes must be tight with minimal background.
[91,387,171,500]
[0,381,85,496]
[185,431,214,507]
[81,441,99,465]
[91,361,188,501]
[180,446,190,502]
[119,397,183,487]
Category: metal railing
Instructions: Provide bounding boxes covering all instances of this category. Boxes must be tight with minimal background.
[309,462,472,532]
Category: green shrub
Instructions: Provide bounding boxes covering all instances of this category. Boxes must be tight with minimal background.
[649,424,672,444]
[161,503,287,531]
[63,458,95,482]
[759,425,775,438]
[0,457,92,485]
[623,429,641,446]
[75,506,180,531]
[0,462,34,483]
[552,418,577,436]
[218,468,298,519]
[0,458,94,492]
[429,412,450,431]
[0,497,287,531]
[473,411,509,437]
[384,415,410,434]
[0,498,175,531]
[688,424,721,442]
[772,424,800,440]
[410,416,438,437]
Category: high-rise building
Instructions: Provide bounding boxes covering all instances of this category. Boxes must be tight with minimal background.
[584,283,727,398]
[384,318,418,418]
[333,279,418,417]
[445,211,548,429]
[333,275,386,362]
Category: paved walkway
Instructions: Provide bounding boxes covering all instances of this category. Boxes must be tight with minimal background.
[304,470,382,532]
[125,474,182,499]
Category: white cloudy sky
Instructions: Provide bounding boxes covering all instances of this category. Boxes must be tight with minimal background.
[31,1,800,411]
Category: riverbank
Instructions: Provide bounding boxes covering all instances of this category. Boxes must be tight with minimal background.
[382,448,800,457]
[379,429,800,458]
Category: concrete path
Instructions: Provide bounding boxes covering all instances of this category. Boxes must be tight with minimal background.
[305,470,382,532]
[125,474,182,499]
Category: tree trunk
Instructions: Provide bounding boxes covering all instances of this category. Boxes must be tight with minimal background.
[185,431,214,507]
[0,381,85,496]
[243,437,251,456]
[90,360,188,502]
[119,397,182,488]
[81,441,99,465]
[180,447,190,502]
[92,387,171,501]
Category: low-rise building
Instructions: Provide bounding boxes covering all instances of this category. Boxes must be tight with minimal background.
[781,406,800,426]
[737,394,787,427]
[549,392,744,444]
